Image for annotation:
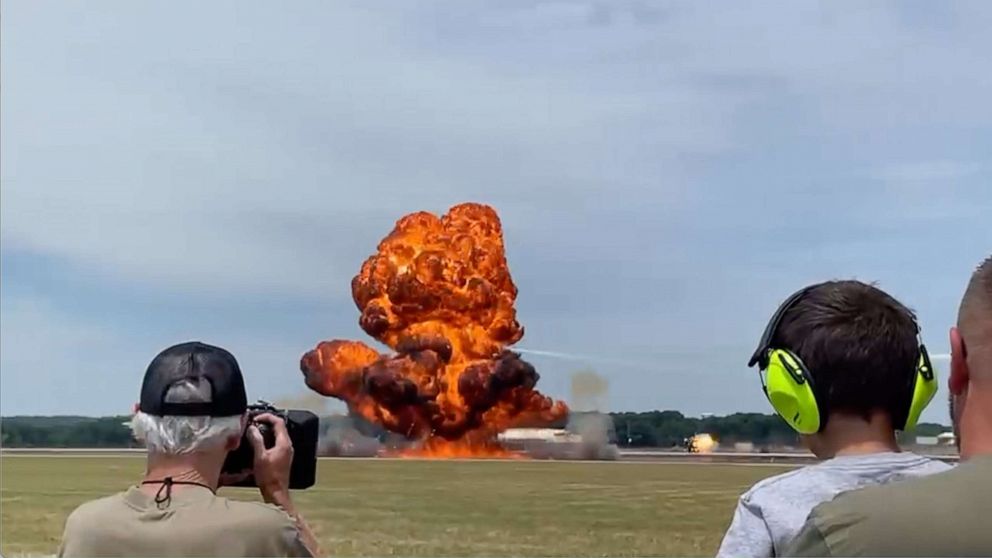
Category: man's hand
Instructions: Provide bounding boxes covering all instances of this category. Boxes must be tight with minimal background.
[247,413,294,505]
[247,414,321,556]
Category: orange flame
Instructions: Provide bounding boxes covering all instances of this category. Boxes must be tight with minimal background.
[300,203,568,456]
[388,437,526,460]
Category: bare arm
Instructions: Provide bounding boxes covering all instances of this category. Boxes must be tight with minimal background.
[249,414,322,557]
[264,490,321,557]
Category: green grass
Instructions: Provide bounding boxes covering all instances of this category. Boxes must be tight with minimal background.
[0,456,791,556]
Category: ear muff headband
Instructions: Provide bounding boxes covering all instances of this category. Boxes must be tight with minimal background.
[748,287,814,369]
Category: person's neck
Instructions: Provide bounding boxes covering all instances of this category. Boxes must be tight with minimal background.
[819,412,900,459]
[959,385,992,460]
[141,452,222,494]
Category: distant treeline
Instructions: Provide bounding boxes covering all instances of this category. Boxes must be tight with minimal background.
[611,411,803,448]
[1,416,140,448]
[605,411,947,448]
[0,412,949,449]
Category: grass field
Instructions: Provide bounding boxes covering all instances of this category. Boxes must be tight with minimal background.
[0,456,791,556]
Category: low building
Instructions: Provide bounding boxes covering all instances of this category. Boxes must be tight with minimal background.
[937,432,956,446]
[497,428,582,444]
[498,427,618,460]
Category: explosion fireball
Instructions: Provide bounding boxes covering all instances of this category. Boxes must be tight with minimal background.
[300,203,568,456]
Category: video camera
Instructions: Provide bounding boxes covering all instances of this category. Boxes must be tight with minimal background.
[221,401,319,489]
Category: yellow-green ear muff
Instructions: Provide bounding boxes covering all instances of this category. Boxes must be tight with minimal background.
[902,347,939,431]
[763,349,821,435]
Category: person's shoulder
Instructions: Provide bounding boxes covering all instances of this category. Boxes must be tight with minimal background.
[811,463,955,526]
[739,463,823,504]
[211,497,311,556]
[792,460,992,557]
[64,492,130,528]
[59,493,130,557]
[211,496,297,531]
[795,465,970,556]
[743,454,951,505]
[899,452,955,473]
[213,495,296,522]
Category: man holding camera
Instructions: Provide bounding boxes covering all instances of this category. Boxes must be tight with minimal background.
[58,341,320,557]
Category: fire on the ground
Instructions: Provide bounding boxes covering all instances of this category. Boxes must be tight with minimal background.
[300,203,568,457]
[685,433,719,453]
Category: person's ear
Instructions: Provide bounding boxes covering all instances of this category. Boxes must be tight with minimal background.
[949,327,969,396]
[132,402,140,414]
[227,414,250,451]
[227,435,240,451]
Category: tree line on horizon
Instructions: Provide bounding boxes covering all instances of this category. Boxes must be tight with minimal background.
[0,411,949,449]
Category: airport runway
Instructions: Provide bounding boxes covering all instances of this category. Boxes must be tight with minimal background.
[0,447,959,465]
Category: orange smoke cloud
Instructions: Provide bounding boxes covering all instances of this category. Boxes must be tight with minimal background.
[300,203,568,455]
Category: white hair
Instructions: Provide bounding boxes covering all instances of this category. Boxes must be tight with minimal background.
[130,378,243,454]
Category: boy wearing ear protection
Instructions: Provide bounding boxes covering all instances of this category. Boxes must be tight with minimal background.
[715,280,951,558]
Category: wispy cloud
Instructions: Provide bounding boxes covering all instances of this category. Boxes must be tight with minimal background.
[2,1,990,421]
[871,160,984,182]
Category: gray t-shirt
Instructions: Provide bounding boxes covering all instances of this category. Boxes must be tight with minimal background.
[715,452,951,558]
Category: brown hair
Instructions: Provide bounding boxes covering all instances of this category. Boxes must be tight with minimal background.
[773,280,919,424]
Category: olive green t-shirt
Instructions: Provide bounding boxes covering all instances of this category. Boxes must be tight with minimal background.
[57,485,312,557]
[785,455,992,557]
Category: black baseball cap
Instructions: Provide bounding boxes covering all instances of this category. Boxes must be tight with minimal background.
[139,341,248,417]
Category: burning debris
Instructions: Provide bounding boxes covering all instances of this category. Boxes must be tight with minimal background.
[685,433,719,454]
[300,203,568,456]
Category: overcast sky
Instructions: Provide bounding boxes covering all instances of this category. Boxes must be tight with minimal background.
[2,1,990,424]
